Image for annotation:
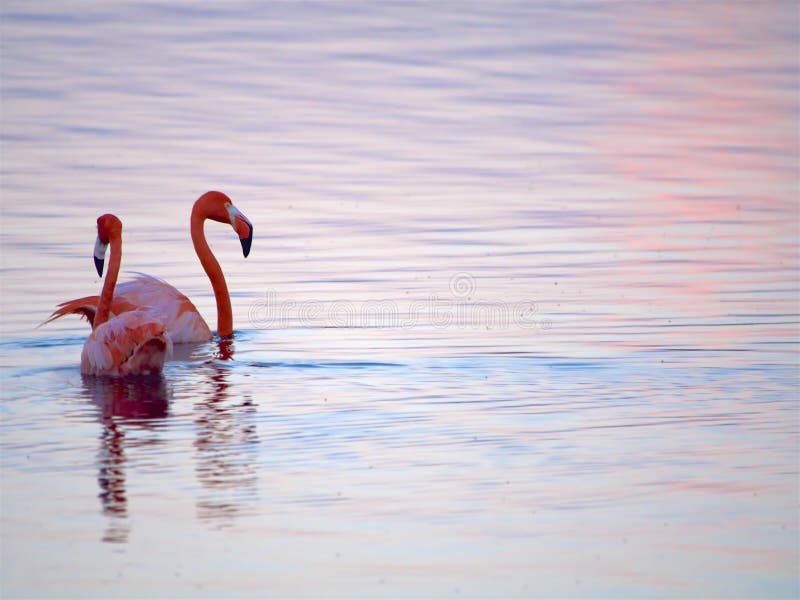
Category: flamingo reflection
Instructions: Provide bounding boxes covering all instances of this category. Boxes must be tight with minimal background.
[83,373,170,544]
[83,339,257,540]
[193,339,259,527]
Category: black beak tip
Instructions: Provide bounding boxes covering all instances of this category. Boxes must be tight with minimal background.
[94,256,104,277]
[240,224,253,258]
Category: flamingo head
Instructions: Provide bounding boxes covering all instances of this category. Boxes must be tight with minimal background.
[196,191,254,258]
[94,214,122,277]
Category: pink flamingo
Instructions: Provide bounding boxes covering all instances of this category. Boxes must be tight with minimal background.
[47,191,253,342]
[81,214,171,376]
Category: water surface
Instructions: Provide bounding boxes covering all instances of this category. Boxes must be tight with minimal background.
[1,1,798,598]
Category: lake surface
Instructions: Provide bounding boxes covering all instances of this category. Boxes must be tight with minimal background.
[1,1,798,597]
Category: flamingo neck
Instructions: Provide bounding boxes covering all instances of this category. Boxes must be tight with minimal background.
[191,208,233,338]
[94,236,121,329]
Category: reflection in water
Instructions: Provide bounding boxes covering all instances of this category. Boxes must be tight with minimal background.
[85,374,170,421]
[81,340,259,542]
[213,338,235,362]
[97,421,127,544]
[194,340,259,527]
[83,374,170,544]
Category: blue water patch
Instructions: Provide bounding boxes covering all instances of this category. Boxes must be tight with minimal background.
[0,336,84,350]
[248,360,404,370]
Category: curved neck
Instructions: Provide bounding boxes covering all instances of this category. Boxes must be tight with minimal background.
[191,210,233,337]
[94,236,121,329]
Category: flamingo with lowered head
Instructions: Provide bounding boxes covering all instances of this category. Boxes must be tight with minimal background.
[47,191,253,342]
[81,214,172,376]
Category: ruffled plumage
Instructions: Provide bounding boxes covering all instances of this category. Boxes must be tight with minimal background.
[81,310,173,376]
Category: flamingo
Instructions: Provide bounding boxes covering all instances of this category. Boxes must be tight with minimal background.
[81,214,172,376]
[46,191,253,342]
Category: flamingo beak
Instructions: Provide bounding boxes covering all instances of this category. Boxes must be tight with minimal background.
[93,237,108,277]
[226,204,253,258]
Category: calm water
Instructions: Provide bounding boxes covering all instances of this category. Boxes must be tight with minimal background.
[1,1,798,598]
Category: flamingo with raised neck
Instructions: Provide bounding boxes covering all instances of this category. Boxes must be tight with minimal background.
[81,214,171,376]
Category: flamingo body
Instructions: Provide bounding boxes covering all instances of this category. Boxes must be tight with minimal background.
[45,275,211,343]
[102,274,212,343]
[115,274,213,343]
[81,310,173,376]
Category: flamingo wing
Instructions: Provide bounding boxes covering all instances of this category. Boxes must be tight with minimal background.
[114,274,212,343]
[80,311,173,376]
